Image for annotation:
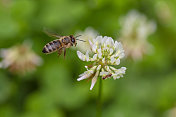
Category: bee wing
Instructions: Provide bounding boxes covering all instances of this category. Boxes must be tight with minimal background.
[43,29,62,39]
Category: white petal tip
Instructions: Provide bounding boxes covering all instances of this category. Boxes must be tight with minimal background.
[77,78,83,81]
[90,85,93,90]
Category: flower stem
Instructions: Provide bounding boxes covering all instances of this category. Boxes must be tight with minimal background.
[96,77,102,117]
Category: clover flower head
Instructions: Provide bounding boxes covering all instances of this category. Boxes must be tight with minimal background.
[119,10,156,60]
[165,107,176,117]
[75,27,99,52]
[0,42,43,75]
[77,36,126,90]
[155,1,172,24]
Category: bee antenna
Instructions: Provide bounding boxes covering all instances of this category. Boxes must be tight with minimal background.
[76,39,86,42]
[75,35,82,38]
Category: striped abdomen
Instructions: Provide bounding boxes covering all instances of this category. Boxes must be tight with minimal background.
[42,39,62,54]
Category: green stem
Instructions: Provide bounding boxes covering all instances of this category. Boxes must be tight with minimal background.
[96,77,102,117]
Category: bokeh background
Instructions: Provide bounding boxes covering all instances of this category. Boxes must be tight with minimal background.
[0,0,176,117]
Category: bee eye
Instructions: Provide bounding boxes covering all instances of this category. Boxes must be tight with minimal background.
[71,38,75,43]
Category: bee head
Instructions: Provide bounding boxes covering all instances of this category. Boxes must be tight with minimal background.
[70,35,77,46]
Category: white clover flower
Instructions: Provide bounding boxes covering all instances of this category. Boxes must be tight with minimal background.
[75,27,99,52]
[155,1,172,25]
[165,107,176,117]
[119,10,156,60]
[0,42,42,75]
[77,36,126,90]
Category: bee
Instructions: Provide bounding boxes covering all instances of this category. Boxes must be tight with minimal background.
[42,30,85,58]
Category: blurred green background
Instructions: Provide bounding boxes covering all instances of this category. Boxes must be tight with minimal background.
[0,0,176,117]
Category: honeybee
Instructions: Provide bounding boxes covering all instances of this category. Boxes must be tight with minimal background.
[42,31,85,58]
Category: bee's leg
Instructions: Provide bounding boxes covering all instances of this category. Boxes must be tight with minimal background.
[63,48,66,59]
[57,48,63,57]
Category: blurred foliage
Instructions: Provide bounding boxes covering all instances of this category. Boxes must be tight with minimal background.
[0,0,176,117]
